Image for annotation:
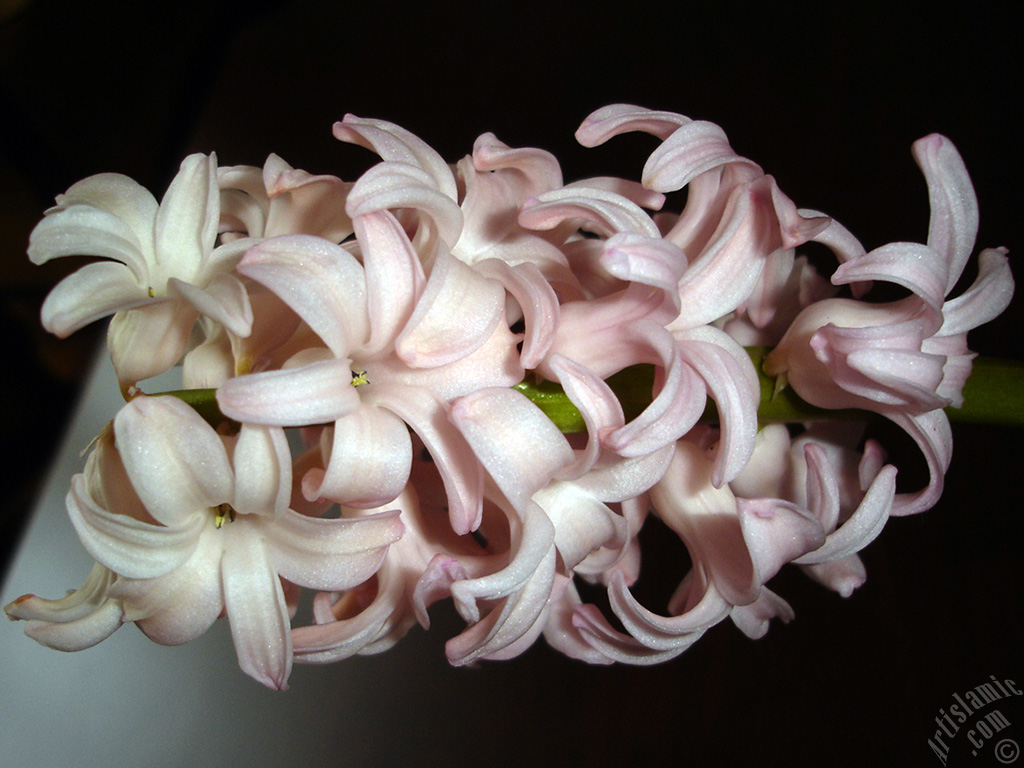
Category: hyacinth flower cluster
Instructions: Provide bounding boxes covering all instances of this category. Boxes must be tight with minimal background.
[6,106,1014,689]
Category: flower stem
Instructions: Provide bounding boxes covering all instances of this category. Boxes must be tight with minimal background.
[148,350,1024,432]
[513,349,1024,431]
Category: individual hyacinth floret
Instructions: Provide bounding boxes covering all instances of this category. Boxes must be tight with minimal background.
[6,106,1013,688]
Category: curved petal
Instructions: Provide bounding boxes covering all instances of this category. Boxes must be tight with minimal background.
[233,424,292,517]
[28,202,151,278]
[376,384,484,535]
[345,161,463,249]
[154,153,219,282]
[262,153,354,242]
[534,481,626,570]
[888,410,953,516]
[938,247,1014,336]
[643,120,760,192]
[168,273,253,339]
[217,358,361,426]
[575,104,692,146]
[305,405,412,508]
[547,354,624,480]
[266,508,403,591]
[571,603,695,664]
[519,187,660,238]
[608,568,729,647]
[473,259,559,370]
[604,321,707,457]
[832,242,949,318]
[446,544,556,665]
[114,395,234,526]
[40,261,149,337]
[66,474,206,579]
[237,235,367,358]
[355,210,426,357]
[24,598,124,652]
[450,388,574,512]
[395,250,505,368]
[729,587,794,639]
[674,325,760,486]
[107,300,199,388]
[449,503,555,623]
[5,562,117,623]
[912,133,979,292]
[334,114,458,200]
[801,555,867,598]
[795,465,896,564]
[221,526,292,690]
[736,498,826,590]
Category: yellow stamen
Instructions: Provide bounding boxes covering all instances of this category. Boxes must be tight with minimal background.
[214,504,236,529]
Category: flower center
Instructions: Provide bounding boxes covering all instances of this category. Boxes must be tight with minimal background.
[350,369,370,387]
[214,503,237,529]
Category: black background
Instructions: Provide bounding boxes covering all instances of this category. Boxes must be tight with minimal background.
[1,2,1021,766]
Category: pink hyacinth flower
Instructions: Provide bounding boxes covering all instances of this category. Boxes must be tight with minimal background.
[765,134,1013,514]
[15,396,403,689]
[29,154,255,389]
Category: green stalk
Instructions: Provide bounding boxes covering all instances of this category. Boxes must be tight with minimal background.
[150,351,1024,432]
[513,349,1024,432]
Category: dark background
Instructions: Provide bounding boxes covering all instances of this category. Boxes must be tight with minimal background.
[1,2,1021,766]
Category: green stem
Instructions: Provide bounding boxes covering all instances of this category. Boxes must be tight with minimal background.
[513,349,1024,432]
[152,388,230,428]
[147,351,1024,432]
[951,357,1024,427]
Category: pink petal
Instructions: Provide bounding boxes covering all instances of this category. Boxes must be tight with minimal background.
[395,250,505,369]
[221,527,292,690]
[266,508,403,591]
[168,273,253,339]
[519,187,660,238]
[114,395,234,526]
[40,261,149,337]
[607,569,729,647]
[801,555,867,598]
[938,247,1014,336]
[674,325,760,486]
[217,358,361,426]
[832,242,949,318]
[66,474,205,579]
[888,410,953,516]
[729,587,794,639]
[233,424,292,517]
[334,114,458,200]
[575,104,692,146]
[737,498,826,591]
[912,133,979,292]
[376,384,484,535]
[603,322,707,457]
[355,210,426,357]
[154,153,219,281]
[107,300,199,387]
[237,235,368,358]
[473,259,559,370]
[451,388,574,511]
[304,405,412,508]
[571,603,694,664]
[642,120,760,193]
[345,161,463,249]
